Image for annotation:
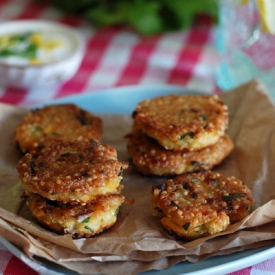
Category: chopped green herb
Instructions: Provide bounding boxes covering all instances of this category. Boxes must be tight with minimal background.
[34,126,42,131]
[0,37,38,59]
[10,33,29,42]
[84,226,94,232]
[191,161,203,166]
[191,177,200,183]
[223,193,244,201]
[82,217,90,223]
[0,49,15,57]
[23,43,38,58]
[199,114,207,120]
[114,208,119,216]
[179,131,194,140]
[183,222,191,230]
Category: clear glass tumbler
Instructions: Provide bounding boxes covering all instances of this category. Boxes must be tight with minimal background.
[215,0,275,97]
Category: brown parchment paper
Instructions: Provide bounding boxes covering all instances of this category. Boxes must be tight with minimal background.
[1,79,275,275]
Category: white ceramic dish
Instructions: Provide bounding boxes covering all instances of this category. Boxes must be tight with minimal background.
[1,85,275,275]
[0,20,85,88]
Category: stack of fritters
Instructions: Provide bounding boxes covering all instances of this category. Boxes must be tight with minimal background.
[126,94,254,240]
[126,94,234,176]
[15,104,128,238]
[151,171,255,240]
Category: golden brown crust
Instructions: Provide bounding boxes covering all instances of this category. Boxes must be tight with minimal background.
[151,171,254,240]
[14,103,103,154]
[133,94,228,151]
[125,131,234,176]
[17,140,128,204]
[27,193,124,238]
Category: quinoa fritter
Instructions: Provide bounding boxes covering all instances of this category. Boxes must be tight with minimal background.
[27,193,124,238]
[152,171,254,240]
[14,103,103,154]
[125,131,234,176]
[17,140,128,204]
[133,94,228,151]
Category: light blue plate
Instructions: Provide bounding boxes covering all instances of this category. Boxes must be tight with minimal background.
[48,85,201,113]
[1,85,275,275]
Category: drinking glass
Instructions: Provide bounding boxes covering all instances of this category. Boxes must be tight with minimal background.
[215,0,275,97]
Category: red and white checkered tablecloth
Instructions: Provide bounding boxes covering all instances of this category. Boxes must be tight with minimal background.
[0,0,275,275]
[0,0,220,107]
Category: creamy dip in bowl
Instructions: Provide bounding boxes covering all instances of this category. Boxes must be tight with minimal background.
[0,20,85,88]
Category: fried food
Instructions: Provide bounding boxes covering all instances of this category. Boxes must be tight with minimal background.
[14,103,103,154]
[152,171,254,240]
[133,94,228,151]
[27,193,124,238]
[125,131,234,176]
[17,140,128,204]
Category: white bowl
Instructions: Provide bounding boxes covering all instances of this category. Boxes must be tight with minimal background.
[0,20,86,89]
